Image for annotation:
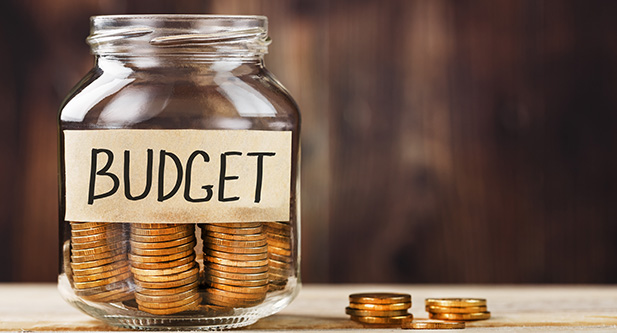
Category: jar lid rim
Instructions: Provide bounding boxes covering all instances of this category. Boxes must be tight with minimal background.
[91,14,268,21]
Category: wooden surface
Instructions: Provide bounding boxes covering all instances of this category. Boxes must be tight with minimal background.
[2,0,617,284]
[2,283,617,331]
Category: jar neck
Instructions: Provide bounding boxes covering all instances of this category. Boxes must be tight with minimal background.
[88,15,270,60]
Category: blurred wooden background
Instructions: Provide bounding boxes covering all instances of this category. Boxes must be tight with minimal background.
[1,0,617,283]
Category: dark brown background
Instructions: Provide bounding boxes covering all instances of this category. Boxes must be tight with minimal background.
[1,0,616,284]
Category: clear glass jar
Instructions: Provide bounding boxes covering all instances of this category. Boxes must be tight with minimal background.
[58,15,300,330]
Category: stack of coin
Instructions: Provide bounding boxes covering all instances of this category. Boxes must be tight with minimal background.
[264,221,293,291]
[425,298,490,321]
[402,320,465,330]
[201,223,269,308]
[70,222,133,302]
[347,293,413,326]
[129,223,201,315]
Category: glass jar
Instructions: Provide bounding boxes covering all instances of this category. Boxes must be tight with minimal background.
[57,15,300,330]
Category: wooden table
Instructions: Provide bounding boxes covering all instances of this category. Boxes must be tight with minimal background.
[2,284,617,331]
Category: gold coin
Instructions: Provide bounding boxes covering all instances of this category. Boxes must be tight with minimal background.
[349,302,411,311]
[206,262,269,274]
[131,225,194,236]
[268,252,292,263]
[72,264,130,282]
[203,225,262,235]
[72,259,129,276]
[73,271,132,289]
[268,258,291,270]
[205,249,268,261]
[204,290,265,306]
[130,241,196,256]
[73,280,131,296]
[350,293,411,305]
[130,229,194,242]
[72,231,123,243]
[263,221,291,230]
[345,307,409,317]
[204,242,267,254]
[204,267,269,281]
[136,279,199,296]
[131,262,195,276]
[207,222,262,228]
[349,314,413,325]
[133,223,186,229]
[129,253,196,270]
[137,291,201,309]
[71,226,117,237]
[205,256,268,268]
[205,275,267,287]
[136,287,199,303]
[130,235,195,249]
[429,312,491,321]
[267,233,291,242]
[268,266,293,277]
[268,246,292,256]
[206,286,267,300]
[203,236,267,248]
[71,247,126,263]
[71,235,126,250]
[402,320,465,329]
[70,253,127,270]
[71,241,127,257]
[138,298,201,315]
[266,238,291,250]
[129,249,194,263]
[427,305,488,314]
[208,282,268,294]
[80,287,131,302]
[425,298,486,308]
[134,273,199,289]
[133,266,198,283]
[206,231,265,242]
[70,221,108,230]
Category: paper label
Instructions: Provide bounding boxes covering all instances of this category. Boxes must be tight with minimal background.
[64,130,292,223]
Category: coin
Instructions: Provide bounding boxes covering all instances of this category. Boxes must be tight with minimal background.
[133,266,199,283]
[205,268,268,281]
[207,222,262,228]
[129,249,195,263]
[133,223,185,229]
[71,235,126,250]
[70,253,128,270]
[130,253,196,270]
[268,246,292,256]
[70,221,107,230]
[131,225,194,236]
[206,287,266,301]
[130,235,195,249]
[130,241,196,256]
[203,236,267,248]
[268,258,291,270]
[204,249,268,261]
[73,280,131,296]
[71,226,117,237]
[71,247,127,263]
[349,314,413,325]
[266,238,291,250]
[345,307,409,317]
[80,287,130,302]
[71,259,128,276]
[136,287,199,303]
[131,262,195,276]
[136,280,199,296]
[71,241,127,256]
[71,231,123,243]
[402,320,465,329]
[208,282,268,294]
[204,242,267,254]
[349,302,411,311]
[205,275,267,287]
[204,291,265,307]
[204,225,262,235]
[134,274,199,289]
[206,262,269,274]
[137,291,201,309]
[130,229,195,243]
[72,264,130,282]
[206,231,265,241]
[350,293,412,304]
[138,298,201,315]
[425,298,486,307]
[73,271,132,289]
[268,252,292,263]
[427,305,488,314]
[429,312,491,321]
[204,256,268,268]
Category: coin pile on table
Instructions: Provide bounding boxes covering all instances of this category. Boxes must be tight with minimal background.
[264,221,293,291]
[201,223,269,308]
[347,293,413,326]
[129,223,201,315]
[425,298,490,321]
[69,222,133,302]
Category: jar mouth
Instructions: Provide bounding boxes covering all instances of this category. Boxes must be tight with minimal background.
[88,15,270,58]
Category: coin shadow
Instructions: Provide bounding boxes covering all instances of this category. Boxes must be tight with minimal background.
[245,314,363,330]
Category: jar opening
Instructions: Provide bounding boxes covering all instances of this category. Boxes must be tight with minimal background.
[88,15,270,58]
